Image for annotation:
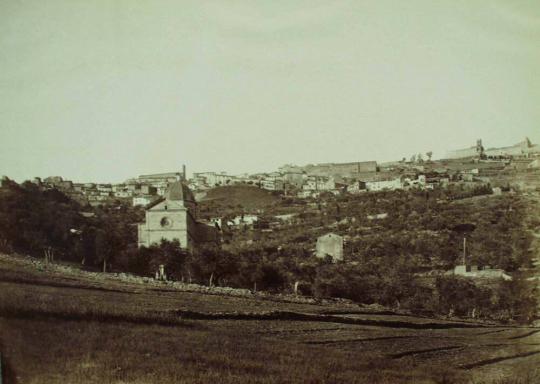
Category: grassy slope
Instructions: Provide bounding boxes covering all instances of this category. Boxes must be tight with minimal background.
[1,256,539,384]
[199,185,279,214]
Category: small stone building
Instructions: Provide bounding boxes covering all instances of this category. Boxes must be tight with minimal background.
[316,233,344,262]
[453,265,511,280]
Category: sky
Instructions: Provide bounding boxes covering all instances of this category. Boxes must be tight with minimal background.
[1,1,539,183]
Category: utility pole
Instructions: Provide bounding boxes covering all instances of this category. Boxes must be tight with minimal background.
[463,236,467,265]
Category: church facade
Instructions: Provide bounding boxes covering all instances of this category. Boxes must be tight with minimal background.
[137,181,215,251]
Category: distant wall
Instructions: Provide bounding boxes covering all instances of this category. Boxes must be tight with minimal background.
[304,162,377,177]
[445,147,480,160]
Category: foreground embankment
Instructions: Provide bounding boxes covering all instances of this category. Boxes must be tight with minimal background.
[1,253,539,384]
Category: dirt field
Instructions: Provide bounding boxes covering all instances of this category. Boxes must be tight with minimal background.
[1,254,539,384]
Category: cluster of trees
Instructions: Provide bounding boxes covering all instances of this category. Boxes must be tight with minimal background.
[433,276,537,323]
[127,241,302,292]
[407,151,433,163]
[187,188,536,322]
[0,181,142,271]
[0,180,536,323]
[126,240,537,323]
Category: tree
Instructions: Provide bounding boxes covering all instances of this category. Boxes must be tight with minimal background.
[426,151,433,162]
[253,263,286,292]
[148,239,188,280]
[94,229,111,272]
[188,244,236,286]
[435,276,486,317]
[496,277,537,323]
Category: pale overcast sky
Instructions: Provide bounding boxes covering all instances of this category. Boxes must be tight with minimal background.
[1,1,539,183]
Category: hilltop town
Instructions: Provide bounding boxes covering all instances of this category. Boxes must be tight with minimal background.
[5,137,539,208]
[1,137,539,305]
[1,136,539,284]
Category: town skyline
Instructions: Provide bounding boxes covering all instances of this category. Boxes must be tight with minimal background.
[3,135,540,184]
[2,1,539,183]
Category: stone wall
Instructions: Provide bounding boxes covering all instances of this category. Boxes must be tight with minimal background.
[0,253,353,306]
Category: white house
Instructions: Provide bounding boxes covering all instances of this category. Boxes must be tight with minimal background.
[133,195,158,207]
[347,180,366,194]
[366,178,402,192]
[316,233,344,262]
[453,265,511,280]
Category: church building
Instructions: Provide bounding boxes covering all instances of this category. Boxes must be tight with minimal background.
[137,181,217,251]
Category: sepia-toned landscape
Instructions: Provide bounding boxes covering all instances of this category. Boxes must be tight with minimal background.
[1,155,540,383]
[2,1,540,383]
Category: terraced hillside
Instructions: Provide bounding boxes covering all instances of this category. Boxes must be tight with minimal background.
[1,254,539,383]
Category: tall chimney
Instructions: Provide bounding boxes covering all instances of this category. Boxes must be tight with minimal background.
[182,164,187,181]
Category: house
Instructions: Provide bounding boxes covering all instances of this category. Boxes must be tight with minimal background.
[365,178,402,192]
[297,190,318,199]
[210,214,259,229]
[133,195,157,207]
[316,233,344,262]
[140,185,157,195]
[114,190,132,198]
[44,176,64,185]
[283,172,305,188]
[97,184,113,193]
[87,195,108,207]
[453,265,511,280]
[367,213,388,220]
[137,181,218,250]
[261,178,284,191]
[125,183,138,192]
[192,171,234,187]
[302,177,318,191]
[347,180,366,194]
[275,213,296,223]
[317,177,335,191]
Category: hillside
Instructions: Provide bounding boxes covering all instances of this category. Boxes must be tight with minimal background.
[198,185,281,217]
[1,253,540,383]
